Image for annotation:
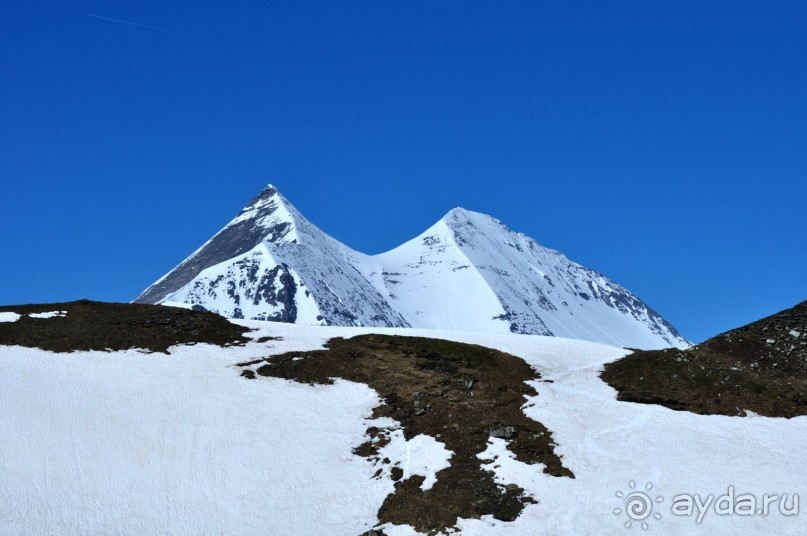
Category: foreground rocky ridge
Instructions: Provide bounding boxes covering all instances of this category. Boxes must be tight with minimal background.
[602,299,807,418]
[0,300,249,353]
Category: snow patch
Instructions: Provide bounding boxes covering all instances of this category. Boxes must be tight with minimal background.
[29,310,67,319]
[376,431,453,491]
[0,312,20,322]
[160,301,194,310]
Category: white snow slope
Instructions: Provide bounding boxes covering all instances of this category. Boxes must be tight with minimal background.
[0,324,802,535]
[135,186,408,328]
[372,207,687,349]
[135,185,687,350]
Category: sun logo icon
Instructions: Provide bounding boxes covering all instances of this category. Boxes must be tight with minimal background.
[614,480,664,530]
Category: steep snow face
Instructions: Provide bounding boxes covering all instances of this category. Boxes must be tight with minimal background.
[135,186,298,305]
[412,208,687,349]
[136,185,409,328]
[136,185,686,348]
[371,219,523,335]
[158,245,321,323]
[372,208,687,349]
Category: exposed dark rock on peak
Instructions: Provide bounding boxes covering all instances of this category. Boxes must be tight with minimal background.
[137,185,409,328]
[134,185,297,305]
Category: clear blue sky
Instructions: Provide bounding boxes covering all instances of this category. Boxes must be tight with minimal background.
[1,1,804,342]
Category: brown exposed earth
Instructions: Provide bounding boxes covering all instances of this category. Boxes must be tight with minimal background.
[238,334,572,534]
[602,300,807,418]
[0,300,249,353]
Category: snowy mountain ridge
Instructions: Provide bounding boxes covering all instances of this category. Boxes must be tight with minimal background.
[135,185,688,349]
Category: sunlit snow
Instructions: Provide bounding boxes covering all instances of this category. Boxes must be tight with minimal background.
[28,310,67,319]
[1,321,802,535]
[139,186,688,349]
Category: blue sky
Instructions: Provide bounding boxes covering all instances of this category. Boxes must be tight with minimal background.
[1,1,804,342]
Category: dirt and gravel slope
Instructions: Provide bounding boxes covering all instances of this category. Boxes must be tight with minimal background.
[602,300,807,418]
[0,300,249,353]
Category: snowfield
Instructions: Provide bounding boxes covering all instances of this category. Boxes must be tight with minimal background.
[0,321,804,535]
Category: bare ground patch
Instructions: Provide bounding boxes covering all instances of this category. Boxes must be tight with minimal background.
[239,334,572,534]
[602,299,807,418]
[0,300,249,353]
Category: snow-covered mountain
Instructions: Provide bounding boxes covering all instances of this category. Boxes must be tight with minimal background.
[135,185,687,349]
[135,186,408,328]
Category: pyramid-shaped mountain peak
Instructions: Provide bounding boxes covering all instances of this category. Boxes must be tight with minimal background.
[441,206,488,222]
[228,184,303,245]
[134,184,302,304]
[136,185,688,349]
[439,206,516,242]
